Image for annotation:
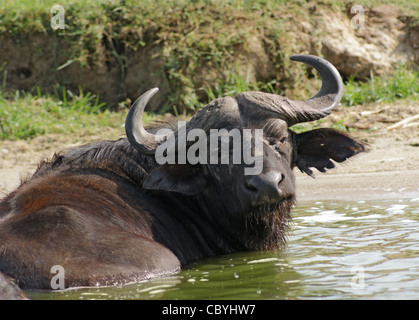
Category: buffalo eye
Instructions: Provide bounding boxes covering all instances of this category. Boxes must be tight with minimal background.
[279,137,288,144]
[268,137,288,156]
[267,136,287,146]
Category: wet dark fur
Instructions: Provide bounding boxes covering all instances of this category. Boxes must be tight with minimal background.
[245,199,295,250]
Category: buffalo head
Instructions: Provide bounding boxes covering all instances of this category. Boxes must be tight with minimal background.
[124,55,365,251]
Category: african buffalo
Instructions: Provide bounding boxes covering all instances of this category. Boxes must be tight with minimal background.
[0,55,364,293]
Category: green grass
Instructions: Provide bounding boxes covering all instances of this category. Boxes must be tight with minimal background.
[342,64,419,106]
[189,65,278,110]
[2,62,417,140]
[0,88,156,140]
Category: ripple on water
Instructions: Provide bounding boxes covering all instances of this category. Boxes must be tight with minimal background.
[288,199,419,299]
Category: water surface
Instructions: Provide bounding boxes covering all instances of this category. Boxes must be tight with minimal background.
[28,198,419,300]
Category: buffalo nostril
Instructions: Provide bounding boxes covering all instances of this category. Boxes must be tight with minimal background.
[277,173,285,187]
[244,177,259,192]
[244,171,284,203]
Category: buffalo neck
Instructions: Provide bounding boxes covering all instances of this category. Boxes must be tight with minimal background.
[147,190,241,265]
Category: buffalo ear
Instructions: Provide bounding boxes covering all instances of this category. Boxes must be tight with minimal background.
[293,128,365,177]
[143,164,206,195]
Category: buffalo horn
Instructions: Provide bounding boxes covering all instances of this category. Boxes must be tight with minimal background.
[235,54,344,126]
[125,87,166,155]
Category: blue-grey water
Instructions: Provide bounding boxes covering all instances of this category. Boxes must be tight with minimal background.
[27,197,419,300]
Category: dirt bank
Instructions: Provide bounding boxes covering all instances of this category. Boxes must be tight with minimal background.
[1,101,418,201]
[1,2,418,111]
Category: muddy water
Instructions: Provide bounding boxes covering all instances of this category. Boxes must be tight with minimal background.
[28,198,419,300]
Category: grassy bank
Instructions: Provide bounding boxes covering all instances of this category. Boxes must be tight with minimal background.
[1,0,418,110]
[1,89,111,139]
[342,64,419,106]
[0,88,139,140]
[0,0,418,140]
[1,63,417,140]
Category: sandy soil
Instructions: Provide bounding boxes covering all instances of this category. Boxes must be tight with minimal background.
[295,135,419,201]
[1,101,418,201]
[295,101,419,201]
